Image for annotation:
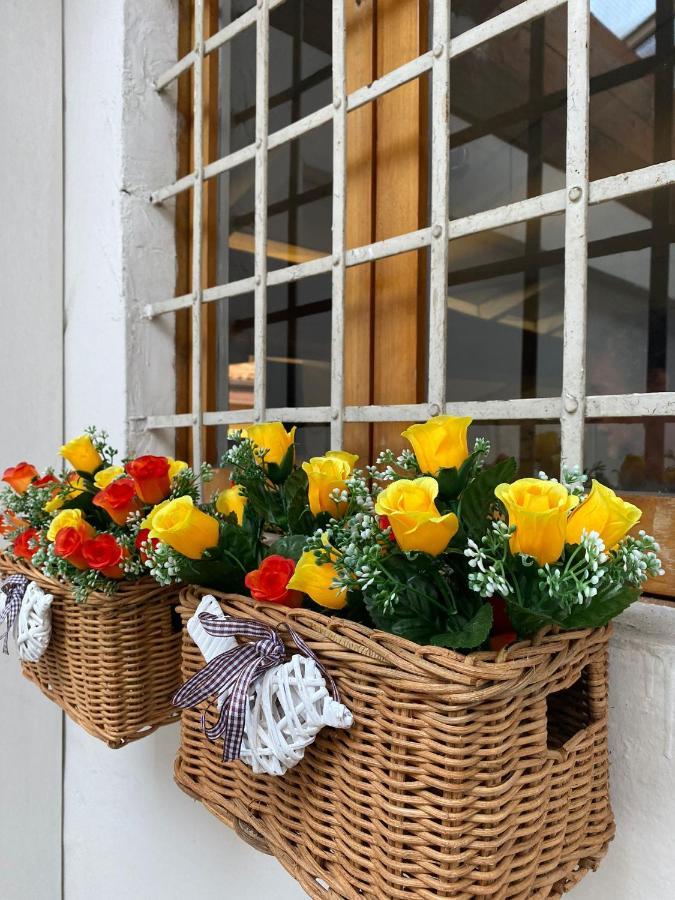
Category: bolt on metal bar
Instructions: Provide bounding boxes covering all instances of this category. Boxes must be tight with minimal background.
[253,0,270,425]
[329,0,347,448]
[191,0,205,477]
[428,0,451,412]
[561,0,591,473]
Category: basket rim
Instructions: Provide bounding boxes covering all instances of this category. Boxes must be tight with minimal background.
[179,584,611,687]
[0,552,177,607]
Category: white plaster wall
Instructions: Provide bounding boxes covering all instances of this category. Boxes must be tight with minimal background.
[0,3,64,899]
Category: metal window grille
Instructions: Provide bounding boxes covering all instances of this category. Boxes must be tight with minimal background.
[145,0,675,475]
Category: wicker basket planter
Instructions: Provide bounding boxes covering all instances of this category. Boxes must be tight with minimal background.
[0,553,182,747]
[175,585,615,900]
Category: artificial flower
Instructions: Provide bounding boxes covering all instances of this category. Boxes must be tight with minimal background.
[93,477,141,526]
[302,455,353,518]
[12,527,39,561]
[401,416,472,475]
[135,528,159,563]
[94,465,124,490]
[43,473,87,513]
[246,423,296,467]
[168,458,188,480]
[374,477,459,555]
[566,480,641,550]
[32,473,58,488]
[215,485,247,525]
[326,450,359,470]
[147,496,219,560]
[2,462,38,494]
[81,534,126,579]
[287,550,347,610]
[245,555,303,607]
[46,508,95,543]
[126,455,171,505]
[53,526,89,570]
[495,478,579,566]
[60,434,103,474]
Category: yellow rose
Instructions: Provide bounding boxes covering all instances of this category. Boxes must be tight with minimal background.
[401,416,472,475]
[246,423,296,467]
[94,466,124,489]
[375,476,459,556]
[168,458,188,480]
[141,500,170,530]
[60,434,103,473]
[287,551,347,609]
[302,455,353,518]
[326,450,359,470]
[566,480,641,550]
[495,478,579,566]
[215,485,247,525]
[47,508,95,542]
[43,475,87,513]
[147,496,219,560]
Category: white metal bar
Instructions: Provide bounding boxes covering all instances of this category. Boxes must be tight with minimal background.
[348,52,433,113]
[450,0,566,60]
[204,0,286,55]
[150,172,197,206]
[154,51,196,93]
[146,413,195,430]
[346,227,431,268]
[330,0,347,448]
[203,409,256,426]
[586,393,675,418]
[450,189,566,240]
[253,0,270,425]
[560,0,590,472]
[191,0,205,475]
[589,160,675,205]
[428,0,451,412]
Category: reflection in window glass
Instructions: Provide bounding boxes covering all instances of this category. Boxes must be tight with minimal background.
[585,420,675,493]
[474,421,562,480]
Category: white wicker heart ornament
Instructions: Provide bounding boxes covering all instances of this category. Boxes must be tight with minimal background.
[187,596,353,775]
[0,578,53,662]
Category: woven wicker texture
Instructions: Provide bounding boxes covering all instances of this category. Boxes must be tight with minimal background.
[0,554,182,747]
[176,586,614,899]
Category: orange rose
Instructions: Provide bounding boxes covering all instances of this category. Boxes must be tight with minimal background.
[125,456,171,505]
[54,526,90,570]
[12,527,39,561]
[93,477,141,525]
[2,462,38,494]
[81,534,127,579]
[244,556,303,608]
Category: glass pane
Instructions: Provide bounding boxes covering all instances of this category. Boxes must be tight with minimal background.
[587,187,675,396]
[447,215,565,401]
[449,4,568,219]
[585,419,675,493]
[451,1,523,38]
[589,0,674,181]
[475,421,562,479]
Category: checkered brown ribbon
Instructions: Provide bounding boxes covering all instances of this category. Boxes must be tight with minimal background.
[172,612,339,761]
[0,574,30,655]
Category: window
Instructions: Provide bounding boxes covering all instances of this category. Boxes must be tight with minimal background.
[145,0,675,594]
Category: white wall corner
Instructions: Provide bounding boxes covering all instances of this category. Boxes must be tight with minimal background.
[121,0,179,457]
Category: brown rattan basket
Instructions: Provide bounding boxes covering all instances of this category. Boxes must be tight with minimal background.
[0,553,182,747]
[175,586,615,899]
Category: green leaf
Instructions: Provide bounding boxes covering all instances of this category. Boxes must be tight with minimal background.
[283,468,314,534]
[265,444,295,484]
[430,602,493,650]
[267,534,308,562]
[559,583,640,629]
[459,457,517,539]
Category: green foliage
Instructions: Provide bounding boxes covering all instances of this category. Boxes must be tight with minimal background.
[459,457,517,540]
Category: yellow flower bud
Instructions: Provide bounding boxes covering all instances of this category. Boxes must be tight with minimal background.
[375,476,459,556]
[302,455,353,518]
[215,485,247,525]
[168,458,188,481]
[147,496,219,560]
[47,508,95,542]
[94,466,124,489]
[566,480,641,550]
[60,434,103,474]
[402,416,472,475]
[495,478,579,565]
[287,550,347,609]
[43,475,88,513]
[246,423,296,467]
[325,450,359,470]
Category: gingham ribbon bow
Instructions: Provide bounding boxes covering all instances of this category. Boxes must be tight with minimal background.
[0,574,30,655]
[172,613,339,761]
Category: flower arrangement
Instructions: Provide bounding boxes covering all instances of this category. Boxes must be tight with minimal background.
[1,428,212,602]
[205,416,663,651]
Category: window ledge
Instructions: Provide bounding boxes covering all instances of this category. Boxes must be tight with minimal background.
[615,595,675,644]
